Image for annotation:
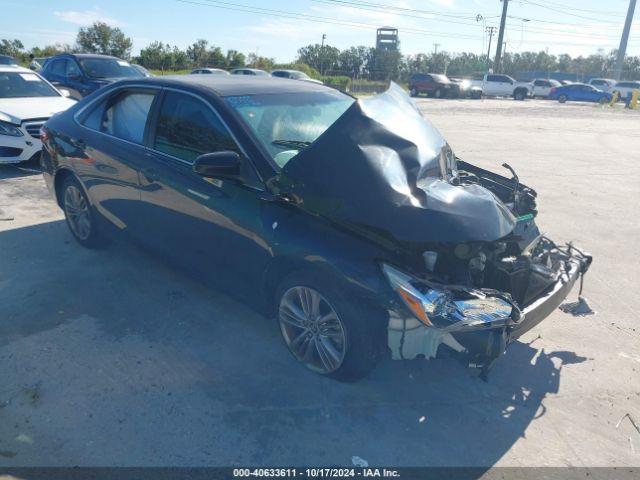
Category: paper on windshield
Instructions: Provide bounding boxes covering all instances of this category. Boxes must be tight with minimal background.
[19,73,42,82]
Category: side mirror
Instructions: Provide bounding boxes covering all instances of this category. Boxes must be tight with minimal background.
[193,151,242,180]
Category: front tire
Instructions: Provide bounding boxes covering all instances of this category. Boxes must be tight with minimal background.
[514,89,526,101]
[558,94,568,103]
[275,272,384,382]
[409,87,418,97]
[61,176,105,248]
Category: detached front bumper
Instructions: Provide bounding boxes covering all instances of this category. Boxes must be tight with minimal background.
[387,243,592,374]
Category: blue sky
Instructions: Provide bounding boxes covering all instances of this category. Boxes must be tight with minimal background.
[2,0,638,61]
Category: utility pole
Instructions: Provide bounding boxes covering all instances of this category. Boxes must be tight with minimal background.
[486,26,497,71]
[494,0,509,73]
[614,0,637,80]
[433,43,440,55]
[320,33,326,75]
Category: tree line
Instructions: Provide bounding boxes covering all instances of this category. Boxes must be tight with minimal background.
[2,21,640,80]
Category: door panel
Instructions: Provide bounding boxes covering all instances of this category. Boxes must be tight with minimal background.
[74,88,158,231]
[141,89,271,293]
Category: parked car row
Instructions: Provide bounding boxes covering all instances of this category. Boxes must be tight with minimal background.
[190,67,324,84]
[409,70,638,104]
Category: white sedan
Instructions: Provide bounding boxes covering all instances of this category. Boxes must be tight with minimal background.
[0,65,76,164]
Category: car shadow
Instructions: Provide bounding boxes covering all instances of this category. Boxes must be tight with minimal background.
[0,219,588,468]
[0,160,42,180]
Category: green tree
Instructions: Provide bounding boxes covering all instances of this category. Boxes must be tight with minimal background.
[337,46,368,78]
[0,39,25,60]
[76,22,133,59]
[297,43,340,74]
[246,52,275,70]
[225,49,245,68]
[187,39,209,66]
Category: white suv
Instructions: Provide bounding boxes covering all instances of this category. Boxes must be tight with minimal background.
[0,65,76,164]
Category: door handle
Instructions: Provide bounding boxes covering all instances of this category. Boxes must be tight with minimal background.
[142,167,159,182]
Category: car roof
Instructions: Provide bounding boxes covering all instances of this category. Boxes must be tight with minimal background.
[0,64,36,73]
[48,53,124,61]
[231,68,266,72]
[114,74,335,96]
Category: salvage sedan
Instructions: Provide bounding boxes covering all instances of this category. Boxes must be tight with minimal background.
[40,76,592,381]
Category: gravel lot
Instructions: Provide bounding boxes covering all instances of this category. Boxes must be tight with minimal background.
[1,98,639,468]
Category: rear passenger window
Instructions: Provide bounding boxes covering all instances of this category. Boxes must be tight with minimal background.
[153,91,238,163]
[81,90,155,144]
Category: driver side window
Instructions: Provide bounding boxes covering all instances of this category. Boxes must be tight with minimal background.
[153,91,239,163]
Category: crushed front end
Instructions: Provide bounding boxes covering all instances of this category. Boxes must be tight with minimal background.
[384,161,592,378]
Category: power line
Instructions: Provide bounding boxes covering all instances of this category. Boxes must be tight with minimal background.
[520,0,624,23]
[176,0,624,50]
[524,0,627,17]
[314,0,624,39]
[176,0,481,40]
[318,0,623,28]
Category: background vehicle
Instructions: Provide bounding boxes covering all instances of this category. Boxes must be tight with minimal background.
[611,81,640,100]
[449,77,482,99]
[40,77,590,382]
[0,65,75,164]
[471,74,532,100]
[190,68,229,75]
[548,83,612,103]
[270,69,322,84]
[40,53,144,99]
[532,78,561,98]
[131,64,153,77]
[0,55,17,65]
[587,78,615,92]
[408,73,456,98]
[230,68,269,76]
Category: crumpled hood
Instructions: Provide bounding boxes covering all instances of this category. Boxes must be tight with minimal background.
[281,83,516,244]
[0,96,76,124]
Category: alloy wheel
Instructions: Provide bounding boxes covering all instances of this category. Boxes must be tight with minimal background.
[279,286,347,374]
[64,185,91,241]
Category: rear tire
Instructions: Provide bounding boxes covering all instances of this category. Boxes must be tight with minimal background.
[275,271,385,382]
[61,176,106,249]
[409,87,418,97]
[513,89,526,101]
[434,88,442,98]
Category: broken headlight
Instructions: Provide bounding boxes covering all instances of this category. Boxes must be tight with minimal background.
[381,263,514,329]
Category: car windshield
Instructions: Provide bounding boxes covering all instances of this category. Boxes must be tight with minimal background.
[79,58,143,79]
[226,90,355,168]
[0,71,59,98]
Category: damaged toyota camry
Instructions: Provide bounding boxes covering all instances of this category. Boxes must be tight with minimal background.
[41,76,592,381]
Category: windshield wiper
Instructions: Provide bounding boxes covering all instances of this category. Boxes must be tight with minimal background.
[272,139,312,149]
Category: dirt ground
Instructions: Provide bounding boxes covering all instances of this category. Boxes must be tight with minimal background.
[0,98,639,468]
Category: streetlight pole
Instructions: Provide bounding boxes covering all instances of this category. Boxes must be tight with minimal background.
[494,0,509,73]
[320,33,326,76]
[614,0,637,80]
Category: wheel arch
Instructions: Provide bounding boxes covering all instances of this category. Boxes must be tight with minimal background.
[261,254,384,318]
[53,168,92,209]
